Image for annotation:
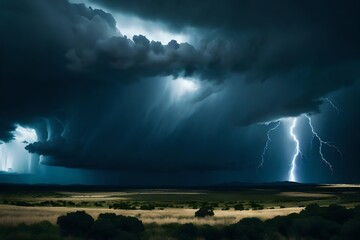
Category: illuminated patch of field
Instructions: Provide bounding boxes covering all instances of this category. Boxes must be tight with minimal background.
[59,192,122,198]
[320,184,360,188]
[43,197,127,202]
[279,192,334,198]
[57,190,205,200]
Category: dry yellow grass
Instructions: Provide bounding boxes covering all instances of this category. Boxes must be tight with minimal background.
[38,190,205,202]
[0,204,303,226]
[58,190,205,197]
[320,184,360,188]
[278,192,334,198]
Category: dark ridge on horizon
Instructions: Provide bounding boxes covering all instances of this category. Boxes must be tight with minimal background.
[0,181,315,187]
[0,181,352,193]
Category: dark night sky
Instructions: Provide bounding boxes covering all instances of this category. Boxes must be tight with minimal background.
[0,0,359,185]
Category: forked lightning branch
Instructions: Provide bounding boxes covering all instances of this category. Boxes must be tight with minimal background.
[259,99,343,182]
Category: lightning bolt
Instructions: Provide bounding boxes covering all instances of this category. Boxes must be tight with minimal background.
[258,121,281,169]
[257,100,342,182]
[309,98,340,150]
[323,98,341,114]
[289,118,301,182]
[305,115,343,172]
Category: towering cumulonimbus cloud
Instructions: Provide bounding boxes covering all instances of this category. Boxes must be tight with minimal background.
[61,0,360,126]
[0,0,119,141]
[1,0,360,173]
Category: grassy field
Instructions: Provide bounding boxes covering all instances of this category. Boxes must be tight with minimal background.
[0,183,359,226]
[0,205,303,226]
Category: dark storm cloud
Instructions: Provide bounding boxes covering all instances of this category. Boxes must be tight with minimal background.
[91,0,360,33]
[0,0,118,140]
[77,0,360,124]
[1,0,359,175]
[89,1,360,75]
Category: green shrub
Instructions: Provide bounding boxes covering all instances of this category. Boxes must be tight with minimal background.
[195,206,214,218]
[112,202,133,209]
[98,213,144,233]
[234,203,244,211]
[250,202,264,210]
[225,218,276,240]
[140,205,155,210]
[57,211,94,237]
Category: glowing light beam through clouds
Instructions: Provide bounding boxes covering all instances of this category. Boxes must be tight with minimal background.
[0,125,38,173]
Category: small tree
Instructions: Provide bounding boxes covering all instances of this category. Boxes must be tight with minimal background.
[116,215,145,233]
[91,213,144,239]
[225,218,273,239]
[195,206,214,218]
[250,202,264,210]
[234,203,244,211]
[57,211,94,237]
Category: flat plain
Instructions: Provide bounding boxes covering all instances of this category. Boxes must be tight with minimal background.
[0,183,359,226]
